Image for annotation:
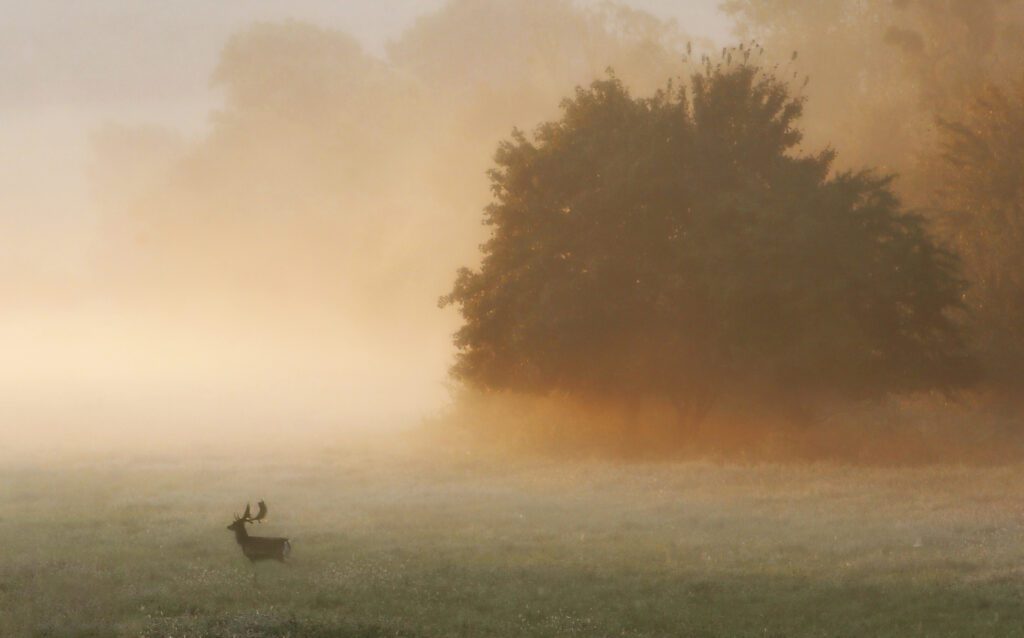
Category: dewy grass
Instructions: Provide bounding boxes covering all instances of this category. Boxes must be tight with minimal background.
[2,449,1023,637]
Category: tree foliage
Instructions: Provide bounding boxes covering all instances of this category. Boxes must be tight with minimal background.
[935,81,1024,379]
[442,62,972,419]
[724,0,1024,201]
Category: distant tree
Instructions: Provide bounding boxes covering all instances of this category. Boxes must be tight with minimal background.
[724,0,1024,202]
[441,62,973,424]
[935,81,1024,381]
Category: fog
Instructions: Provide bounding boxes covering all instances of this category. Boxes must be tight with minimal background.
[1,0,728,454]
[8,0,1023,458]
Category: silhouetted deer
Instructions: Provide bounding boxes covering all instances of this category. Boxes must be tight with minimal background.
[227,501,291,562]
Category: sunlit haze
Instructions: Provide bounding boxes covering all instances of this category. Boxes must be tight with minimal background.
[0,0,729,454]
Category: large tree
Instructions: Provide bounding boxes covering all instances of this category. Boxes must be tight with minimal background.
[442,62,973,422]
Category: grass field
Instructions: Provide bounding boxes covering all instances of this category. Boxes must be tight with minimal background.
[3,440,1024,637]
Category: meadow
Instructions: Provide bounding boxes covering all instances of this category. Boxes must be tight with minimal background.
[3,440,1024,637]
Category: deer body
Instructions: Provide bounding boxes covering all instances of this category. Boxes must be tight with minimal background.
[227,501,291,562]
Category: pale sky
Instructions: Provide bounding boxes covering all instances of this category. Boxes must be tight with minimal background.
[1,0,730,113]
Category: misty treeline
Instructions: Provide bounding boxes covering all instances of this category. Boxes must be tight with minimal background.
[93,0,1024,455]
[93,0,688,330]
[82,0,696,430]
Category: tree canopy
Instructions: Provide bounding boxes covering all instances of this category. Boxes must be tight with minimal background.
[442,62,973,421]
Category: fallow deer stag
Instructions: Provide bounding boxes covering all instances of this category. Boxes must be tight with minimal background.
[227,501,291,562]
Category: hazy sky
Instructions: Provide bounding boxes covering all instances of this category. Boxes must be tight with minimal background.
[1,0,729,114]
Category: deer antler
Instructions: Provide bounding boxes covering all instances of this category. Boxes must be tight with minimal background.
[237,501,268,524]
[252,500,268,523]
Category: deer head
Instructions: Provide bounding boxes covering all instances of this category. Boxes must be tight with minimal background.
[227,500,268,531]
